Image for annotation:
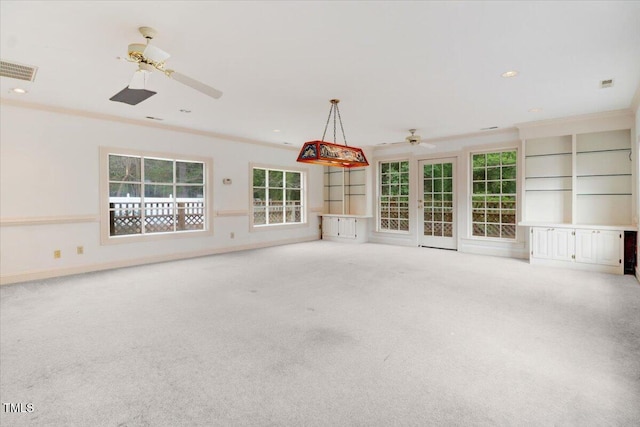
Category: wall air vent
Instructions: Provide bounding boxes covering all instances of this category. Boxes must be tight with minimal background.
[0,60,38,81]
[600,79,614,88]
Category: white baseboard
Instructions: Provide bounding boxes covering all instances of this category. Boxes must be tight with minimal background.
[0,236,318,286]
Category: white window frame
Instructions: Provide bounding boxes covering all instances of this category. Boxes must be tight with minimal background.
[249,163,308,231]
[469,148,518,241]
[99,147,214,245]
[377,159,411,234]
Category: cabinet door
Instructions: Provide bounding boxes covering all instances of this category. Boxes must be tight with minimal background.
[575,230,596,264]
[531,228,553,259]
[552,228,575,261]
[596,231,622,267]
[322,217,339,238]
[338,218,357,239]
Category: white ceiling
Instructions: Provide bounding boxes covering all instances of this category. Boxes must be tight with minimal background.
[1,1,639,148]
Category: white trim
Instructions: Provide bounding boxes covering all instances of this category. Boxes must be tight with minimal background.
[516,109,633,140]
[1,98,297,151]
[0,236,319,286]
[0,215,99,226]
[215,210,248,217]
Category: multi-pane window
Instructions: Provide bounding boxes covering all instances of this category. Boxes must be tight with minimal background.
[471,150,517,239]
[379,160,410,232]
[252,167,304,226]
[108,154,206,236]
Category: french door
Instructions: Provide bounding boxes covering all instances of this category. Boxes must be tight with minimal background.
[418,158,457,249]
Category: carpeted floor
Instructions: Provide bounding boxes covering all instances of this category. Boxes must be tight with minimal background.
[1,241,639,426]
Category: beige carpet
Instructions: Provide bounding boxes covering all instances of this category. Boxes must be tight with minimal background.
[1,241,639,426]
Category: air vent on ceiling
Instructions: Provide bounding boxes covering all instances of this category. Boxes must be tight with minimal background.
[600,79,614,89]
[481,126,499,131]
[0,60,38,81]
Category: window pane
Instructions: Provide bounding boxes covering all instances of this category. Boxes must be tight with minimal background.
[145,184,173,198]
[473,168,486,181]
[423,164,433,178]
[472,154,486,167]
[176,206,204,231]
[109,204,142,236]
[109,155,141,182]
[176,162,203,184]
[269,170,283,188]
[269,188,283,202]
[254,208,266,225]
[443,163,452,177]
[109,183,141,198]
[286,172,301,189]
[176,185,203,198]
[145,158,173,183]
[253,188,266,203]
[502,166,516,180]
[502,180,516,194]
[488,181,501,194]
[253,168,266,187]
[486,152,501,166]
[473,182,486,194]
[487,167,500,180]
[443,179,452,192]
[286,189,301,203]
[502,151,517,165]
[433,164,442,178]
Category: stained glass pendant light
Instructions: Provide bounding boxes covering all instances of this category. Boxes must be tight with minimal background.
[296,99,369,168]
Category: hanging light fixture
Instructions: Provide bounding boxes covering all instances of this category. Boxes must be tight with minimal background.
[296,99,369,168]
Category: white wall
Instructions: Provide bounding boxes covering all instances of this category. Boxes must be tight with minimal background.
[0,103,324,284]
[369,128,529,259]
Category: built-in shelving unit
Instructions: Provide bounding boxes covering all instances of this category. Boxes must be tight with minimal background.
[523,129,632,226]
[518,112,635,275]
[524,135,573,223]
[323,167,366,214]
[575,130,632,225]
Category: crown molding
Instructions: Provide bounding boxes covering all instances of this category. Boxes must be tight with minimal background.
[0,98,299,152]
[515,109,633,130]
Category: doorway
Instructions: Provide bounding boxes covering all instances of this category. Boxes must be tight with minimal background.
[418,158,457,250]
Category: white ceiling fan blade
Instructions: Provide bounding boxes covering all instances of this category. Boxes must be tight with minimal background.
[419,142,436,149]
[170,71,223,99]
[143,44,170,63]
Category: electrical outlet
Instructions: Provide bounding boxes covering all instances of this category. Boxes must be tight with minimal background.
[77,246,84,255]
[54,250,61,259]
[230,232,235,239]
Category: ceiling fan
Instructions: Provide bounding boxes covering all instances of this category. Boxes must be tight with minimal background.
[110,26,223,106]
[377,129,436,149]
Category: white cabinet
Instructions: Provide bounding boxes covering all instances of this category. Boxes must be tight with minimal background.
[321,215,369,243]
[531,227,574,261]
[575,229,622,267]
[530,226,624,274]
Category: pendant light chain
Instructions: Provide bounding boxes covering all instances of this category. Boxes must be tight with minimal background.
[320,99,348,146]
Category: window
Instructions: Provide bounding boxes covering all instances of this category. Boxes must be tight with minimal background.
[105,150,210,239]
[471,150,517,239]
[252,167,304,226]
[379,160,410,232]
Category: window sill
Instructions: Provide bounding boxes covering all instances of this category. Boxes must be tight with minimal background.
[250,222,308,232]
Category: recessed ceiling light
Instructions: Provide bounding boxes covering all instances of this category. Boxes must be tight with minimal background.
[501,70,518,78]
[528,108,542,113]
[273,129,281,133]
[11,87,27,94]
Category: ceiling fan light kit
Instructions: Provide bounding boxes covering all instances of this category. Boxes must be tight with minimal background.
[297,99,369,168]
[110,26,223,106]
